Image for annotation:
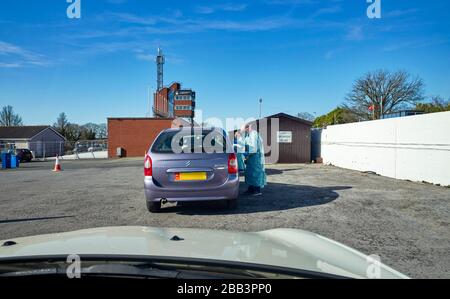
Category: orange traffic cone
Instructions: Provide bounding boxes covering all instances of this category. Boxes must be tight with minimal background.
[53,156,62,172]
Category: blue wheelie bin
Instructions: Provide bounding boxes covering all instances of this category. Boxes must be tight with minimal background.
[1,152,11,169]
[10,155,17,169]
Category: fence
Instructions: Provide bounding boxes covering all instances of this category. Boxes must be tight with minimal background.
[0,140,108,160]
[316,111,450,186]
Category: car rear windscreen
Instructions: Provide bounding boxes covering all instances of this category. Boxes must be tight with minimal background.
[151,129,227,154]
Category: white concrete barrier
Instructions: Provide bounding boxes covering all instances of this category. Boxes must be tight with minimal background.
[47,151,108,160]
[320,111,450,186]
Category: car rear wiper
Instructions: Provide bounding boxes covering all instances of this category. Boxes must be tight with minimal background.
[82,263,182,278]
[0,262,257,279]
[0,264,182,279]
[83,263,266,279]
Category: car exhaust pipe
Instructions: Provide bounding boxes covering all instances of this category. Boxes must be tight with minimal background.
[161,198,168,205]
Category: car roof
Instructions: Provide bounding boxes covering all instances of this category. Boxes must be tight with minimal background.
[162,127,225,134]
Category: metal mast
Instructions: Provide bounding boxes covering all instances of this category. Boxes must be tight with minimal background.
[156,48,164,91]
[259,98,263,119]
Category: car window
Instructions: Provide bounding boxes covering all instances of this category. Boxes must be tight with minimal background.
[151,130,227,153]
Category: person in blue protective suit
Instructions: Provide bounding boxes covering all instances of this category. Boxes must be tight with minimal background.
[234,128,246,173]
[242,123,266,196]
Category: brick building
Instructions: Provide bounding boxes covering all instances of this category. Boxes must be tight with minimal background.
[107,117,191,158]
[174,89,195,119]
[108,118,172,158]
[153,82,195,121]
[153,82,180,118]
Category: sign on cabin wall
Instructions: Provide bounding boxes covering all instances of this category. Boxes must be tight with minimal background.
[277,131,292,143]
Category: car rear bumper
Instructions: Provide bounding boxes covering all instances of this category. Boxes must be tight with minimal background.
[144,175,239,202]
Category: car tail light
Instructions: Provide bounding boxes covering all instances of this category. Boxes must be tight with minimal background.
[144,154,152,177]
[228,153,238,174]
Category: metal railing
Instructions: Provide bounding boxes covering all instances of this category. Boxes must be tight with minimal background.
[0,140,108,160]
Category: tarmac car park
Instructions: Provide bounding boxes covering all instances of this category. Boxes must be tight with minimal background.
[0,158,448,279]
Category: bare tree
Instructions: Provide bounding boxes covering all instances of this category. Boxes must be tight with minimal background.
[297,112,315,122]
[64,123,81,142]
[81,123,107,139]
[0,105,23,126]
[96,123,107,139]
[344,70,425,120]
[54,112,69,136]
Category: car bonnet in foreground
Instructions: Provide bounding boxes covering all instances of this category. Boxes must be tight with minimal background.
[0,226,408,279]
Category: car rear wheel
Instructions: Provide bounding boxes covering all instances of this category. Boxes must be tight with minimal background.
[227,198,238,210]
[146,200,161,213]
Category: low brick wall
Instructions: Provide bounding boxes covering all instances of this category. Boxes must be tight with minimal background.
[107,118,174,158]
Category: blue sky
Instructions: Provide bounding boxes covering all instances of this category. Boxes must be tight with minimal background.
[0,0,449,125]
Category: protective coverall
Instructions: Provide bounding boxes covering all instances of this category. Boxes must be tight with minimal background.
[244,130,267,191]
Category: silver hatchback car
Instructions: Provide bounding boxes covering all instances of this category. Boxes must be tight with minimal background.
[144,128,239,212]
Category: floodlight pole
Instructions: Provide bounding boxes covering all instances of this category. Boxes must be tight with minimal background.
[259,98,262,119]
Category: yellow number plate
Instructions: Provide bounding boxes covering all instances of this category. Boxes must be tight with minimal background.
[176,172,207,181]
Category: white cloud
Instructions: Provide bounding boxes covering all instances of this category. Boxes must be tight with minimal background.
[0,41,48,68]
[99,11,302,33]
[324,46,347,60]
[195,3,248,14]
[265,0,316,5]
[382,37,449,52]
[0,62,22,68]
[310,5,342,18]
[135,52,153,62]
[345,25,364,41]
[324,50,335,60]
[100,12,157,25]
[384,8,418,18]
